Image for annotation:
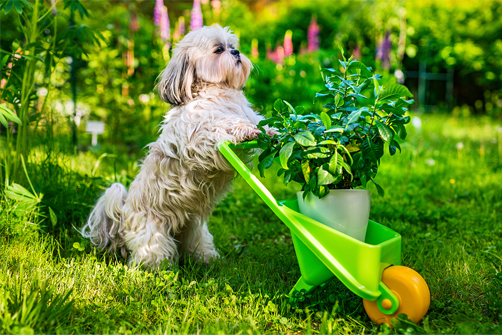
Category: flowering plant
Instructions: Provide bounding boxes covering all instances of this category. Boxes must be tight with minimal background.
[256,51,413,198]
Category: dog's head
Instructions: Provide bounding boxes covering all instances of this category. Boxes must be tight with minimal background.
[157,25,252,106]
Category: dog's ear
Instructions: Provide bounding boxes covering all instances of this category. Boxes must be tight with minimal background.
[157,49,195,105]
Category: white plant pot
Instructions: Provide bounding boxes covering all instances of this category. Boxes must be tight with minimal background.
[297,189,371,242]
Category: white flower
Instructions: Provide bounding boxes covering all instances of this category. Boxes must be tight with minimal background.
[139,94,150,104]
[456,142,464,150]
[412,116,422,130]
[425,159,435,166]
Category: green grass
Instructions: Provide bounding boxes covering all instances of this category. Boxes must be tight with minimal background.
[0,113,501,334]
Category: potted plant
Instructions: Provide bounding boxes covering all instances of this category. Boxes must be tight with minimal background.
[256,51,413,242]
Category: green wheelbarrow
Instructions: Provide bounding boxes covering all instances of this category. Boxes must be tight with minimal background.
[219,141,430,325]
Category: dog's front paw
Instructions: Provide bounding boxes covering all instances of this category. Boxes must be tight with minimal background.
[265,127,280,137]
[230,124,261,142]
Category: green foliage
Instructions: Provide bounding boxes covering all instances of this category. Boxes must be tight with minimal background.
[257,52,413,198]
[0,0,103,185]
[0,271,74,334]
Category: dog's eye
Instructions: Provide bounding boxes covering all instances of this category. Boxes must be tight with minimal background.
[214,47,224,54]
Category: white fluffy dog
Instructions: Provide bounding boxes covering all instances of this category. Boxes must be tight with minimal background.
[82,25,271,269]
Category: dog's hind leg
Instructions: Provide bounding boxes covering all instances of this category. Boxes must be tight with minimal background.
[124,214,178,269]
[179,221,219,262]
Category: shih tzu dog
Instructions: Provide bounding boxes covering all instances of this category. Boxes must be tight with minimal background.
[82,25,273,269]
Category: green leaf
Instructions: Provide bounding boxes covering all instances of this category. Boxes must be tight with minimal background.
[324,127,344,133]
[283,100,296,116]
[49,207,58,227]
[273,99,284,114]
[319,140,337,145]
[389,144,397,156]
[377,84,414,102]
[301,160,310,183]
[279,142,295,170]
[0,105,22,124]
[0,54,9,70]
[305,152,330,159]
[13,0,22,13]
[258,153,275,178]
[315,91,331,98]
[360,174,368,188]
[320,112,331,130]
[375,121,393,142]
[346,110,362,125]
[337,145,354,164]
[318,165,336,185]
[362,138,384,162]
[293,131,316,146]
[392,139,402,153]
[328,150,340,175]
[2,0,14,14]
[334,94,343,107]
[347,61,372,76]
[5,183,41,217]
[395,98,415,108]
[396,123,407,140]
[0,113,7,128]
[370,178,385,197]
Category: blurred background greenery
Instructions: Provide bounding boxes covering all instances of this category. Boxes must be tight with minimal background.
[2,0,502,154]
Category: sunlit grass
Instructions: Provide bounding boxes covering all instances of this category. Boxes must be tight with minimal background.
[0,113,501,334]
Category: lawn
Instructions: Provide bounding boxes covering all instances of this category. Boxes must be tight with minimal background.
[1,113,501,334]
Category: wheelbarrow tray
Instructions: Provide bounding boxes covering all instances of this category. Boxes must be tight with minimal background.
[219,141,401,301]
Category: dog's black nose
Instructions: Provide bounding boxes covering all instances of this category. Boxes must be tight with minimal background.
[230,49,240,57]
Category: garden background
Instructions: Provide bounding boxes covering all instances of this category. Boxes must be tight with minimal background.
[0,0,501,333]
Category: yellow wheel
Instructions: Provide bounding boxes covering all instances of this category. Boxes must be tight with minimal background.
[363,266,430,325]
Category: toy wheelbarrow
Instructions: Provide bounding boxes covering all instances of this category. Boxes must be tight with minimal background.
[219,141,430,325]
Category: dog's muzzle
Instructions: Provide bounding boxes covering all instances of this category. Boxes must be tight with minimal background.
[231,49,241,63]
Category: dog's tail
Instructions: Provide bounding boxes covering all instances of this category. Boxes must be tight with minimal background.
[81,183,128,258]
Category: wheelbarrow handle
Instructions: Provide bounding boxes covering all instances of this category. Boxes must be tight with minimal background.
[227,140,268,150]
[219,141,278,209]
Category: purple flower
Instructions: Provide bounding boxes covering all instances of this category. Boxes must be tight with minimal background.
[190,0,203,31]
[377,31,391,69]
[160,6,170,41]
[153,0,164,26]
[308,15,320,52]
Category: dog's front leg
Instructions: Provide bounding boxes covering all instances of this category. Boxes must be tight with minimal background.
[213,118,261,144]
[178,220,219,262]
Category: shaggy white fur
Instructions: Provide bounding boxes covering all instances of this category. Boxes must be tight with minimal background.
[81,25,272,269]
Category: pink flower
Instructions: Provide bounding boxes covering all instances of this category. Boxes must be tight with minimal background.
[308,15,320,52]
[251,38,259,58]
[211,0,221,15]
[284,30,293,57]
[160,6,170,41]
[190,0,203,31]
[353,45,361,60]
[266,45,284,64]
[130,12,140,32]
[179,16,185,35]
